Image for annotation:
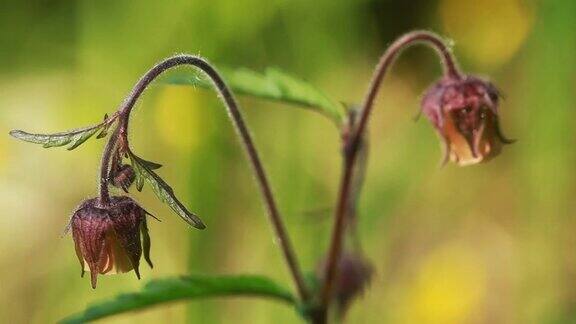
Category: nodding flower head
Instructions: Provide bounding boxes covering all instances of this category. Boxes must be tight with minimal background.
[421,76,513,166]
[68,196,153,288]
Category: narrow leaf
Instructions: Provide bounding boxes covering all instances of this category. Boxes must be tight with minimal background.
[10,118,114,150]
[165,67,346,125]
[129,152,205,229]
[59,275,296,324]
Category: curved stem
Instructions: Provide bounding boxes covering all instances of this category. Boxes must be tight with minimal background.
[354,31,461,153]
[320,31,462,311]
[99,55,310,302]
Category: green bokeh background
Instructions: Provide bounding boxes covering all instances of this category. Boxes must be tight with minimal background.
[1,0,574,323]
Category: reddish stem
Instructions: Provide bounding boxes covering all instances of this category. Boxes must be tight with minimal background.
[98,127,120,207]
[319,31,462,316]
[98,55,310,302]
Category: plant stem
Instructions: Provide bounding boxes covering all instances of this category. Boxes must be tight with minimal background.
[99,54,310,302]
[319,31,461,315]
[354,31,461,148]
[98,126,120,207]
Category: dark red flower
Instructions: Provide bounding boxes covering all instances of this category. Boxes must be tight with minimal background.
[68,196,153,288]
[421,76,513,166]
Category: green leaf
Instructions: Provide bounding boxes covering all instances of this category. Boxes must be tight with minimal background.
[9,116,115,150]
[166,67,346,125]
[137,156,162,170]
[59,275,296,324]
[130,153,145,192]
[129,151,205,229]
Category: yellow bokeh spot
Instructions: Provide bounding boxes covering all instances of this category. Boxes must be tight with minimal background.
[398,243,487,324]
[154,86,207,150]
[439,0,533,68]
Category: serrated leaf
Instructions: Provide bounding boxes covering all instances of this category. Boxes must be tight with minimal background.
[129,152,205,229]
[10,118,114,150]
[59,275,296,324]
[166,67,346,125]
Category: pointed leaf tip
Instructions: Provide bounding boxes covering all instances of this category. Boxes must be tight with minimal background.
[128,151,205,229]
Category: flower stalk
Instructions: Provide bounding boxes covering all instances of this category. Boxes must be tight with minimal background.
[97,55,310,302]
[98,127,120,207]
[319,31,465,317]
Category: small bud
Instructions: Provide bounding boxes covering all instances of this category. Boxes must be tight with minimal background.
[69,196,153,288]
[421,76,513,166]
[110,164,135,192]
[317,253,373,314]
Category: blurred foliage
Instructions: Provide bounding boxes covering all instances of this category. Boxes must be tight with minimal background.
[166,67,346,125]
[1,0,576,323]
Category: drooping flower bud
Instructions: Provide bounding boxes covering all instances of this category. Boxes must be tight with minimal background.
[110,164,136,192]
[68,196,153,288]
[421,76,513,166]
[317,253,373,314]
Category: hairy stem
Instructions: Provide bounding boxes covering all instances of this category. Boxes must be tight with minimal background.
[320,31,461,313]
[98,126,120,207]
[98,54,310,302]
